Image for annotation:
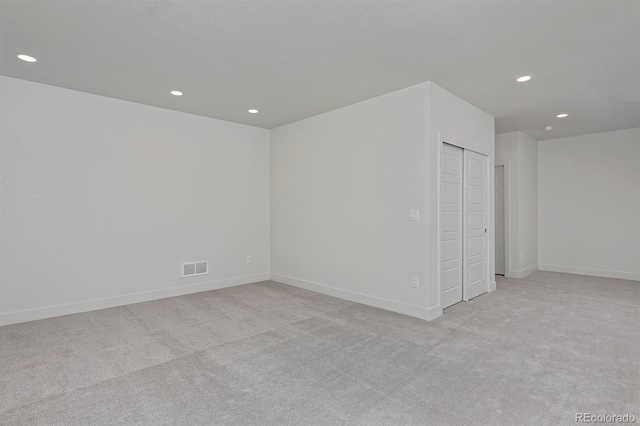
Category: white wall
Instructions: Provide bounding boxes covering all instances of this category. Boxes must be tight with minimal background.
[270,83,433,319]
[1,77,495,325]
[494,131,538,278]
[0,76,271,326]
[271,82,494,320]
[538,128,640,280]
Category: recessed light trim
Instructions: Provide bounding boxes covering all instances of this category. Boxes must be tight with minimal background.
[248,109,259,114]
[516,75,532,83]
[556,113,568,118]
[170,91,183,96]
[16,54,37,63]
[543,126,553,131]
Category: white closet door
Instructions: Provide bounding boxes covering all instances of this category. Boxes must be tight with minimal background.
[495,166,505,275]
[441,143,463,308]
[463,150,489,301]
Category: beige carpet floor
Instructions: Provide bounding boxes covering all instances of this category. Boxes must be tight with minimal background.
[1,271,638,425]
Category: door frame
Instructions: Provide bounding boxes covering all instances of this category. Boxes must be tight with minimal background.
[495,162,512,278]
[494,164,508,276]
[433,134,494,317]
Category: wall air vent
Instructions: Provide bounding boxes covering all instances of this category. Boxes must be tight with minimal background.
[182,261,208,277]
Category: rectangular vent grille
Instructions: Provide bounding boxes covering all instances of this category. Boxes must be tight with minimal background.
[182,261,208,277]
[195,261,207,274]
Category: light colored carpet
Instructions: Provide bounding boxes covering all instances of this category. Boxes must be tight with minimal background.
[1,271,638,425]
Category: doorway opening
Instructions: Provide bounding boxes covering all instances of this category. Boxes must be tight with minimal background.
[495,165,505,276]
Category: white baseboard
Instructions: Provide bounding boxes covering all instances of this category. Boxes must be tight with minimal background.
[508,264,538,279]
[489,280,497,292]
[270,273,440,321]
[0,273,270,327]
[538,264,640,281]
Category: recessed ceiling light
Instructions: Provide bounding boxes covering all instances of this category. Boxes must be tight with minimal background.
[16,54,37,63]
[248,109,259,114]
[556,113,568,118]
[544,126,553,131]
[516,75,532,83]
[170,91,183,96]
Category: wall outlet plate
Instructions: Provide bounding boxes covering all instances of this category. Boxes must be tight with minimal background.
[412,276,419,288]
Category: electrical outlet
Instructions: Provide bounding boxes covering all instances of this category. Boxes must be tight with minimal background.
[412,276,419,288]
[246,256,252,264]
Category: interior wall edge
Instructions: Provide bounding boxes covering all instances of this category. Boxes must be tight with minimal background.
[0,273,270,327]
[538,264,639,282]
[508,264,538,279]
[270,273,441,321]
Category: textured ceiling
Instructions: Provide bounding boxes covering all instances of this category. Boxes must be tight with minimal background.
[1,0,638,140]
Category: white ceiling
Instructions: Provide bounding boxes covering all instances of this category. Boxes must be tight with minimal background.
[1,0,638,140]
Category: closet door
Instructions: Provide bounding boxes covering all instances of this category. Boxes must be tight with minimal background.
[463,149,489,301]
[441,143,463,308]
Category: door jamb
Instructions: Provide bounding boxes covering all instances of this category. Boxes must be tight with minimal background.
[495,162,512,278]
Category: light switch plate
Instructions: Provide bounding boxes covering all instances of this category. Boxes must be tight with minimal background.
[409,209,420,221]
